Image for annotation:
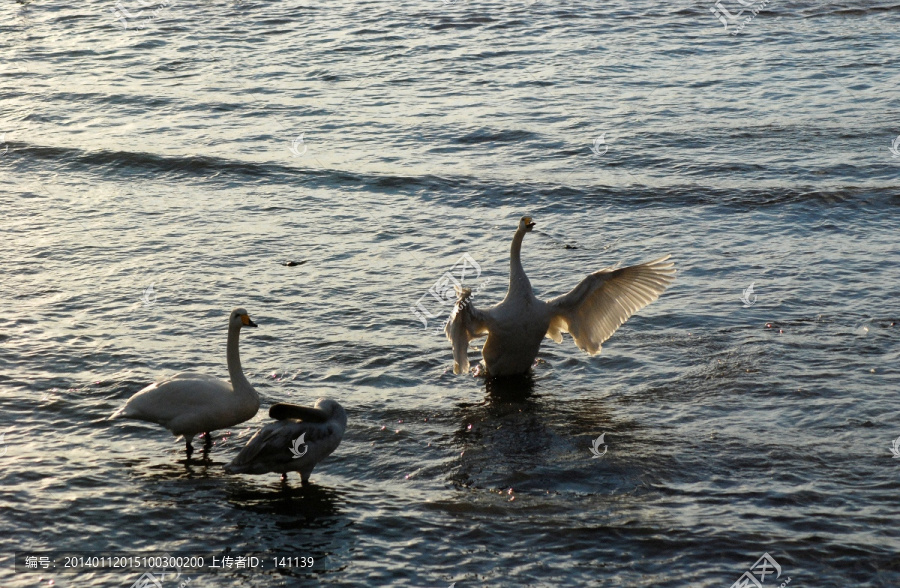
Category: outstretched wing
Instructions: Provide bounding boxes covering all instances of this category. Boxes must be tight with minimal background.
[545,255,675,355]
[444,287,489,374]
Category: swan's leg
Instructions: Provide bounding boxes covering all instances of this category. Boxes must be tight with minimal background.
[281,473,287,482]
[185,436,194,459]
[199,432,213,460]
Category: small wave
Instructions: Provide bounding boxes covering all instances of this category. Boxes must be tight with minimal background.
[7,141,897,212]
[453,128,538,145]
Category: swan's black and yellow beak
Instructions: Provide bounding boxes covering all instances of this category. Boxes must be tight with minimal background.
[524,216,536,230]
[242,315,258,327]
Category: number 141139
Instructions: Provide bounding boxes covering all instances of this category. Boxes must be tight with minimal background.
[273,556,314,568]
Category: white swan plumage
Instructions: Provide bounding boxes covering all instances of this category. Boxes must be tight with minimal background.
[110,308,261,458]
[225,398,347,485]
[445,216,676,376]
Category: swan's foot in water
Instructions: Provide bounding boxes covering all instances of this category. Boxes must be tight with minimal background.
[281,473,288,483]
[472,364,486,378]
[185,437,194,459]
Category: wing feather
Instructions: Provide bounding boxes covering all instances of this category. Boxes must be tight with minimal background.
[444,287,489,374]
[546,255,675,355]
[227,422,289,467]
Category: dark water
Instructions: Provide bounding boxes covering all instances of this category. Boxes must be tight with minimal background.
[1,0,899,586]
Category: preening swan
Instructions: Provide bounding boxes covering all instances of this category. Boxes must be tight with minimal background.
[110,308,261,458]
[446,217,675,377]
[225,398,347,485]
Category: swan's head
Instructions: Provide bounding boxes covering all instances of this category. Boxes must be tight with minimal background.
[230,307,258,329]
[315,397,348,428]
[519,216,536,232]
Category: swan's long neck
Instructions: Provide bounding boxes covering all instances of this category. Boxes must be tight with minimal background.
[226,324,255,397]
[507,228,533,299]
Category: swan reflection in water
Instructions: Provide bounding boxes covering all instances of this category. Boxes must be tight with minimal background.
[452,372,620,494]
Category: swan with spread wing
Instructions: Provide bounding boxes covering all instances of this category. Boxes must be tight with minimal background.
[445,217,675,377]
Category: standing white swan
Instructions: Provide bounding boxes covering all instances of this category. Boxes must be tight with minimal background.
[445,217,676,376]
[110,308,261,458]
[225,398,347,485]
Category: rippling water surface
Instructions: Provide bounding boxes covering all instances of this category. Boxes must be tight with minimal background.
[2,0,899,586]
